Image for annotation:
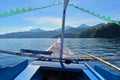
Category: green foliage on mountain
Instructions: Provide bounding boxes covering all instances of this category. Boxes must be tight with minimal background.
[1,23,120,38]
[78,23,106,38]
[53,33,77,38]
[53,27,88,38]
[78,28,96,38]
[93,23,120,38]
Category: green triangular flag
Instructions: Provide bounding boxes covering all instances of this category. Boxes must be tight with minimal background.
[90,11,95,15]
[101,16,106,19]
[113,21,119,24]
[118,23,120,25]
[80,7,84,10]
[22,8,26,12]
[96,14,100,17]
[69,3,74,6]
[58,1,62,4]
[10,9,15,15]
[85,9,90,13]
[0,13,3,17]
[106,17,112,21]
[28,7,32,11]
[3,12,8,16]
[33,7,37,10]
[15,8,20,13]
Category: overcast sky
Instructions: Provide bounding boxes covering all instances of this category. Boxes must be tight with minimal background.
[0,0,120,34]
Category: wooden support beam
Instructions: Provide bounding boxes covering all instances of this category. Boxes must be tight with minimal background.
[75,50,120,72]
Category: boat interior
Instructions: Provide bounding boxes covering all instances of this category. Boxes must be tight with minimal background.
[31,66,91,80]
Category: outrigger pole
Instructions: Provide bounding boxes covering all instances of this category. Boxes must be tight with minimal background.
[60,0,69,61]
[76,50,120,72]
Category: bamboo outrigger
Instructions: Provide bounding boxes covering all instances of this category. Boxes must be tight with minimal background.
[75,50,120,72]
[0,49,120,61]
[0,0,120,80]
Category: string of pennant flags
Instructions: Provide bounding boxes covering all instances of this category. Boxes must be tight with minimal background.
[0,2,62,18]
[0,2,120,25]
[69,3,120,25]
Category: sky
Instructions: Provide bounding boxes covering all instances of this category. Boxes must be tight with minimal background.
[0,0,120,34]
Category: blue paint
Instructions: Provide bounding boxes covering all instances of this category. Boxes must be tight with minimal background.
[94,65,120,80]
[20,49,52,55]
[30,61,105,80]
[0,60,28,80]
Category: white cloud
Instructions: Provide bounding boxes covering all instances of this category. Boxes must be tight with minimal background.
[0,26,36,34]
[0,16,106,34]
[26,17,62,26]
[66,17,106,27]
[25,16,106,29]
[23,26,34,31]
[27,26,33,29]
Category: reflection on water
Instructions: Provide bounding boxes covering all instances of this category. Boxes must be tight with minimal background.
[0,38,120,67]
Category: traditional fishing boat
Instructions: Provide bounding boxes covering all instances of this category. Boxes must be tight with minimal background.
[0,0,120,80]
[0,38,119,80]
[14,38,105,80]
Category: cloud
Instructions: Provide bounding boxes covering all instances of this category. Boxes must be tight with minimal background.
[26,17,62,26]
[0,26,34,34]
[25,16,106,28]
[27,26,33,29]
[66,17,105,26]
[24,26,34,30]
[0,16,106,34]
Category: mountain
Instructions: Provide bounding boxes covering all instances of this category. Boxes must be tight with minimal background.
[0,30,60,38]
[91,23,106,29]
[53,25,89,38]
[0,23,109,38]
[77,24,89,28]
[29,28,45,32]
[0,24,89,38]
[65,27,88,34]
[93,23,120,38]
[54,26,72,31]
[78,23,106,38]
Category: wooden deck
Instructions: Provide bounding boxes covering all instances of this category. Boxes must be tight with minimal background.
[46,38,74,57]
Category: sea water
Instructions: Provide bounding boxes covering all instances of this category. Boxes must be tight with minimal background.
[0,38,120,68]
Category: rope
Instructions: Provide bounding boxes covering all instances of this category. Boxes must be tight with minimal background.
[0,2,120,25]
[75,50,120,72]
[69,3,120,25]
[0,2,62,18]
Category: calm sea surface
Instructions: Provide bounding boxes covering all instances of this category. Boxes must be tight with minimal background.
[0,38,120,69]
